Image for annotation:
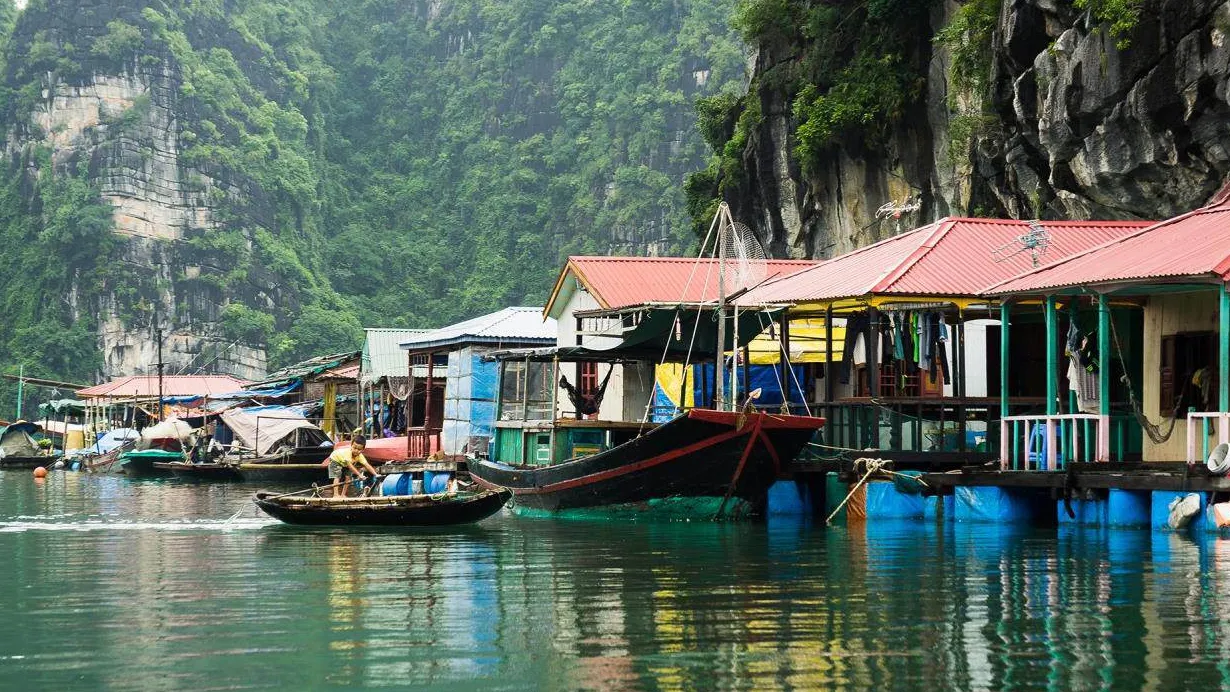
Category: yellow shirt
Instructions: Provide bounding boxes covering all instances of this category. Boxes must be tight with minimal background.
[328,448,369,471]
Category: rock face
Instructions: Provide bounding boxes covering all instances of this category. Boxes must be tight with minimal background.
[2,3,281,381]
[733,0,1230,257]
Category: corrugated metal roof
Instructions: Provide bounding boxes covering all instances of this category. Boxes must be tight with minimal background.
[738,217,1153,305]
[546,256,818,317]
[398,307,557,351]
[361,328,427,383]
[989,199,1230,293]
[78,375,250,399]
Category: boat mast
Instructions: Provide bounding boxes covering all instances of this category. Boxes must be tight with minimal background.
[156,327,164,422]
[714,203,728,412]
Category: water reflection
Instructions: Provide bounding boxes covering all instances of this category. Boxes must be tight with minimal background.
[4,473,1230,689]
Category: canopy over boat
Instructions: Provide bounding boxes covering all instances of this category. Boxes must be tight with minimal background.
[0,422,41,458]
[220,407,329,456]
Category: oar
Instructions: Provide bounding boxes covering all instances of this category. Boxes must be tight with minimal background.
[224,484,324,524]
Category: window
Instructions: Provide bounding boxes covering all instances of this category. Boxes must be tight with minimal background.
[579,362,599,397]
[1160,331,1217,415]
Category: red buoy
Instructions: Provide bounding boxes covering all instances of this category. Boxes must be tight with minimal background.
[33,467,47,479]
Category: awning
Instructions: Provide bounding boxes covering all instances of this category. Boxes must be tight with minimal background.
[220,407,324,456]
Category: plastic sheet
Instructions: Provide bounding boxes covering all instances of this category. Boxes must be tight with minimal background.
[1107,489,1150,527]
[864,481,925,519]
[954,486,1049,523]
[767,480,813,516]
[1056,498,1107,525]
[441,347,501,455]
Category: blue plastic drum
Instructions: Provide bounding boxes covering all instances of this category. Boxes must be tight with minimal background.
[423,471,453,494]
[380,473,411,497]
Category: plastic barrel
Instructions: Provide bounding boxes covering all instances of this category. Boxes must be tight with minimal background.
[424,471,452,494]
[380,473,411,497]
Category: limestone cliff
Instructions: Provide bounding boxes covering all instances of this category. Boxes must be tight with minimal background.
[722,0,1230,258]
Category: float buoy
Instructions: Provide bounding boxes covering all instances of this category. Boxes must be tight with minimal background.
[33,467,47,478]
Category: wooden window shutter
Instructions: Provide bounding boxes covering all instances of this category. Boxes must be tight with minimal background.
[1159,335,1176,415]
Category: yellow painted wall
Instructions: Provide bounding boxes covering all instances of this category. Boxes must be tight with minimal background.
[1142,291,1219,462]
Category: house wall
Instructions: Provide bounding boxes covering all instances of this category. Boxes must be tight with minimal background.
[554,279,632,421]
[1142,290,1220,462]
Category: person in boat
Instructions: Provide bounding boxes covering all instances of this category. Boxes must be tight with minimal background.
[323,435,379,497]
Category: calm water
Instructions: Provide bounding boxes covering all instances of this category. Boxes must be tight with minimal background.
[2,473,1230,691]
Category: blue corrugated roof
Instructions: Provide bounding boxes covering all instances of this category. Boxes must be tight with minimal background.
[398,307,556,351]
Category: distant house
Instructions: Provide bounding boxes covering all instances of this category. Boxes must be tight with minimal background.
[359,328,429,440]
[398,307,556,459]
[544,256,816,421]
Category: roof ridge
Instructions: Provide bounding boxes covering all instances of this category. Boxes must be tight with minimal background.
[871,219,956,293]
[983,206,1213,294]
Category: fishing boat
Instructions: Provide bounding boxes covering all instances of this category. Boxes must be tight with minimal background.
[158,461,242,481]
[80,429,140,473]
[234,459,329,483]
[470,409,822,516]
[0,422,52,469]
[118,449,183,477]
[218,407,333,483]
[252,487,511,526]
[468,204,825,518]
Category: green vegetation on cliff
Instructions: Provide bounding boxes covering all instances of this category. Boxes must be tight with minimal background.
[0,0,745,405]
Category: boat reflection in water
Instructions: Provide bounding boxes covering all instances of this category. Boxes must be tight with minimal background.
[5,477,1230,689]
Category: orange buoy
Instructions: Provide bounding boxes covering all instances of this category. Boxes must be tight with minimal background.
[33,467,47,479]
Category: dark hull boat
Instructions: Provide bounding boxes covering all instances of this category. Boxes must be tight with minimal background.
[235,462,329,484]
[253,488,511,526]
[470,410,823,517]
[119,450,183,477]
[0,456,51,469]
[157,461,242,482]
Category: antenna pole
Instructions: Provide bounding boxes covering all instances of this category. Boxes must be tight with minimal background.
[15,363,23,420]
[156,327,164,423]
[714,204,729,412]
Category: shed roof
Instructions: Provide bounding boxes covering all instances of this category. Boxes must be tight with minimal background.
[988,198,1230,294]
[253,352,361,388]
[737,217,1152,306]
[398,307,557,352]
[361,328,428,384]
[545,256,818,318]
[77,375,250,399]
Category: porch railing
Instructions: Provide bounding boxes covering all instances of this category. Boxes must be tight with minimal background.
[1186,411,1230,466]
[407,426,441,458]
[1000,414,1105,470]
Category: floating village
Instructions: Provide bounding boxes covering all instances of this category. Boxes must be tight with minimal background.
[6,194,1230,534]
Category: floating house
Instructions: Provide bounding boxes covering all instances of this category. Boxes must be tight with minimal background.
[76,374,249,433]
[397,307,556,459]
[359,328,429,439]
[243,352,361,435]
[737,217,1153,466]
[544,256,817,421]
[988,194,1230,468]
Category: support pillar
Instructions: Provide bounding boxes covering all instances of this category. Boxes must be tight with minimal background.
[999,302,1010,470]
[867,307,880,397]
[1045,296,1058,469]
[1221,284,1229,446]
[1097,293,1111,461]
[824,305,835,403]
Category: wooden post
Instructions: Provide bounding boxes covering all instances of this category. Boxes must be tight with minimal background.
[824,305,835,403]
[1045,296,1058,416]
[867,307,880,397]
[1097,293,1111,461]
[955,314,966,452]
[779,312,792,407]
[1000,302,1010,469]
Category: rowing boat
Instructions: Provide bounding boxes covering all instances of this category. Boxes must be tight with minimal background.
[253,488,511,526]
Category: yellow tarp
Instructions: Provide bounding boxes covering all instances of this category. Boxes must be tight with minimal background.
[747,318,845,365]
[654,363,695,409]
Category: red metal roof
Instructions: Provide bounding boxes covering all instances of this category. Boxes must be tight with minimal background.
[77,375,250,399]
[737,217,1153,304]
[989,199,1230,293]
[546,256,818,316]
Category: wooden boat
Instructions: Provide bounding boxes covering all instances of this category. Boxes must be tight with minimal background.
[253,488,511,526]
[156,461,242,481]
[469,409,824,517]
[118,449,183,477]
[0,455,52,469]
[83,438,138,473]
[0,422,49,469]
